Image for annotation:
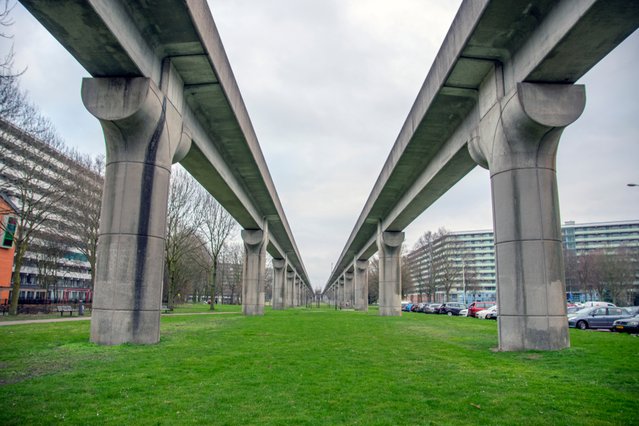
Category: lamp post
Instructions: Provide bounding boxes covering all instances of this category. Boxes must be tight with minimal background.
[628,183,638,187]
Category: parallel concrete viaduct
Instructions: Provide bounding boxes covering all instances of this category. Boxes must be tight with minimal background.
[324,0,639,351]
[20,0,312,345]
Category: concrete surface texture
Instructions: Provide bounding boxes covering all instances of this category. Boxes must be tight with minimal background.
[82,77,187,345]
[271,258,286,310]
[377,231,405,316]
[286,271,295,308]
[344,272,354,308]
[470,82,585,350]
[353,260,369,311]
[241,229,268,316]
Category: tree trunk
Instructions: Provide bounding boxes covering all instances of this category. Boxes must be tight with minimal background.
[9,246,26,316]
[209,255,217,311]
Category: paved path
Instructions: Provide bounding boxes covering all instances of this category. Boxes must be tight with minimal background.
[0,311,240,327]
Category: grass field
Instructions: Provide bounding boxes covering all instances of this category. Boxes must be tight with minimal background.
[0,307,637,425]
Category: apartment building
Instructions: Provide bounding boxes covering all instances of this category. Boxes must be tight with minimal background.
[406,220,639,304]
[0,118,102,304]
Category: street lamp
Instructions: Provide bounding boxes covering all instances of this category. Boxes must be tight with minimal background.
[628,183,638,187]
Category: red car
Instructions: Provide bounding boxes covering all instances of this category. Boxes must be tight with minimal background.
[467,301,496,318]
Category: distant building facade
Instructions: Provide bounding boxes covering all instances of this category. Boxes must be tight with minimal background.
[0,194,18,302]
[0,118,102,304]
[406,220,639,304]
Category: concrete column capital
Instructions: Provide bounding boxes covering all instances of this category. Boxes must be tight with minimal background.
[272,258,285,270]
[469,82,585,174]
[82,77,191,169]
[241,229,267,250]
[355,259,368,271]
[377,231,405,254]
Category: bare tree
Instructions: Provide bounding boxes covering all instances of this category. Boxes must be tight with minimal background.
[34,235,67,303]
[0,1,20,74]
[411,231,437,302]
[563,246,579,300]
[0,119,73,315]
[164,168,202,308]
[63,153,103,291]
[431,228,463,302]
[367,256,379,304]
[264,256,273,304]
[578,250,605,301]
[400,250,413,300]
[187,237,211,303]
[198,190,237,310]
[599,247,637,305]
[221,242,243,304]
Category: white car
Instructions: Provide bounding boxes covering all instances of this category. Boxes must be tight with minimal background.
[459,308,469,317]
[477,305,498,320]
[582,301,616,308]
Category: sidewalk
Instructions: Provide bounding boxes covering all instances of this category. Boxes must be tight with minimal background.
[0,311,240,326]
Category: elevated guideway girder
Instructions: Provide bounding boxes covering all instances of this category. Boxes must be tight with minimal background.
[325,0,639,350]
[21,0,312,343]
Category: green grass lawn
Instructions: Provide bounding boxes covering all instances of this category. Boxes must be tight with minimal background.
[0,308,636,425]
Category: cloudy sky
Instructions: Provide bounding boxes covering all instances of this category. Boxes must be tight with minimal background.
[4,1,638,290]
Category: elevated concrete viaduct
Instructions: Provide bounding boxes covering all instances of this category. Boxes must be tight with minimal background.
[325,0,639,351]
[20,0,312,345]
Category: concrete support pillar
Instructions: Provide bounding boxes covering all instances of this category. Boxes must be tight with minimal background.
[286,271,295,308]
[272,258,286,310]
[291,275,297,307]
[241,226,268,316]
[354,260,369,311]
[469,82,586,351]
[377,229,405,316]
[344,272,354,308]
[338,276,345,308]
[82,77,190,345]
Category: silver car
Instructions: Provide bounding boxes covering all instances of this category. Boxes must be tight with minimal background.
[568,306,631,330]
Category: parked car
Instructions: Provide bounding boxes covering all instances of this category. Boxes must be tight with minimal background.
[612,314,639,334]
[415,303,429,313]
[459,308,469,317]
[424,303,442,314]
[467,301,496,317]
[567,306,582,314]
[582,301,617,308]
[438,302,467,316]
[568,306,631,330]
[620,306,639,317]
[402,303,413,312]
[477,305,498,320]
[401,301,410,311]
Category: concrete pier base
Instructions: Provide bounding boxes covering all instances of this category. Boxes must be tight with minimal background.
[469,82,585,351]
[82,77,188,345]
[286,271,294,307]
[272,258,286,310]
[241,228,267,316]
[354,260,369,311]
[344,272,354,308]
[377,230,405,316]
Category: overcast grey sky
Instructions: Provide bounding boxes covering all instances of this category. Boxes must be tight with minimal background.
[5,1,639,290]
